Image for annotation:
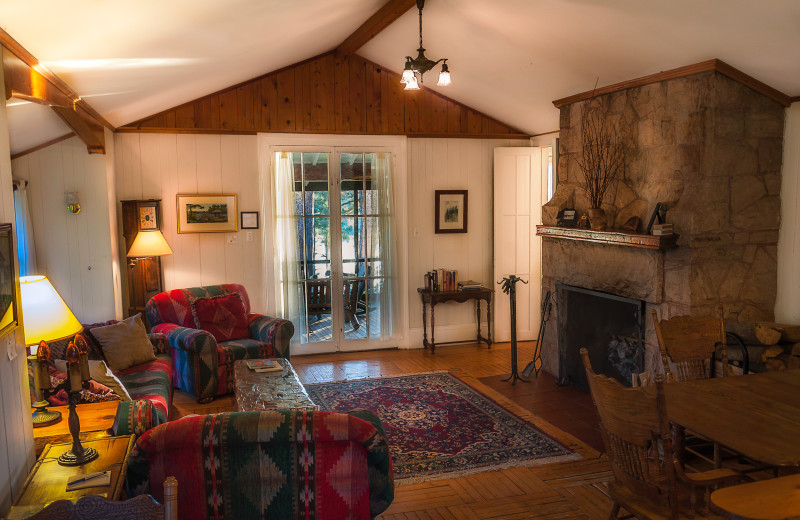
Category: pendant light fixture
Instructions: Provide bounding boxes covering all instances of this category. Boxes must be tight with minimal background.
[401,0,451,90]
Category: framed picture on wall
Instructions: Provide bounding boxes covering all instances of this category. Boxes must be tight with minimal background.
[0,224,19,339]
[241,211,259,229]
[435,190,468,234]
[177,194,238,233]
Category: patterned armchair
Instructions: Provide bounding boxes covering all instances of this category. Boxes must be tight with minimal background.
[145,284,294,402]
[126,409,394,520]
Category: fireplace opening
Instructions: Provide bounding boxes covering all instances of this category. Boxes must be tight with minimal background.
[557,284,644,391]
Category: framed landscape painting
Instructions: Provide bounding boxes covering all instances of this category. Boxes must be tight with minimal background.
[435,190,468,234]
[177,194,238,233]
[0,224,18,338]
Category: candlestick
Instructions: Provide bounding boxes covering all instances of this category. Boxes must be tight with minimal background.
[30,341,61,428]
[65,342,83,393]
[74,334,90,381]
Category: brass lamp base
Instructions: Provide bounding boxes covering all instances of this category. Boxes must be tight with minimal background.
[32,402,62,428]
[58,446,99,466]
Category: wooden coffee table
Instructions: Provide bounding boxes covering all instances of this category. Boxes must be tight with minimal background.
[233,358,317,411]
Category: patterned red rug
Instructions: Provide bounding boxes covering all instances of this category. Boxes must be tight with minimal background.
[305,372,580,483]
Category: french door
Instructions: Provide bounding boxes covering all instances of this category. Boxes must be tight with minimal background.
[282,149,393,354]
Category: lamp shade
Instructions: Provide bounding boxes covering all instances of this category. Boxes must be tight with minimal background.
[127,229,173,258]
[20,275,82,346]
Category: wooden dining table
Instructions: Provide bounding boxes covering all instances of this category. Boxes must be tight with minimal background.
[710,473,800,520]
[661,368,800,468]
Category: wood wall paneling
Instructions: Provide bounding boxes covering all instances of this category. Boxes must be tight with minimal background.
[118,53,528,138]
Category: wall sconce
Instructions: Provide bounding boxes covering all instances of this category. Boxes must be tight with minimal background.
[65,192,81,214]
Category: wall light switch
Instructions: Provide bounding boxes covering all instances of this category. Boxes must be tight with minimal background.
[413,227,421,238]
[227,234,239,244]
[246,231,254,242]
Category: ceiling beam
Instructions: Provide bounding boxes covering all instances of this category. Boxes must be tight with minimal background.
[336,0,417,56]
[0,27,111,154]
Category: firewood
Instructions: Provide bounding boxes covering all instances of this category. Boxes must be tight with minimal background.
[756,322,800,343]
[764,357,787,371]
[782,343,800,356]
[759,345,784,362]
[726,322,779,346]
[727,345,782,364]
[776,353,800,370]
[754,323,783,345]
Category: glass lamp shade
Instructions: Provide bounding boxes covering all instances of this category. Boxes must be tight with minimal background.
[437,70,451,87]
[20,275,82,347]
[127,229,173,258]
[404,74,420,91]
[401,68,416,85]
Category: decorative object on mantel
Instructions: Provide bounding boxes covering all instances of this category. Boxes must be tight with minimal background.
[556,207,577,228]
[400,0,451,90]
[575,95,627,231]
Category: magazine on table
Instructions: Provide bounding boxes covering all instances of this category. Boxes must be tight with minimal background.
[247,359,283,372]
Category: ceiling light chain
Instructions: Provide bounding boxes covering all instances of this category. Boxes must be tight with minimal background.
[400,0,451,91]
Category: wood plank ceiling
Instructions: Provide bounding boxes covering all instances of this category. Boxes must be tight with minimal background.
[118,52,528,138]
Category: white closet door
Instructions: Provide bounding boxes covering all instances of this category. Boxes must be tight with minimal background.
[493,147,543,342]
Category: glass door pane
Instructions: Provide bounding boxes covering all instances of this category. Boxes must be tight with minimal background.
[292,152,334,344]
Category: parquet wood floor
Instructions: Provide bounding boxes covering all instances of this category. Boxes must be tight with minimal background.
[172,341,614,519]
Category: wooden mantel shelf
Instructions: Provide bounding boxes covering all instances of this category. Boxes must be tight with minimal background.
[536,225,679,250]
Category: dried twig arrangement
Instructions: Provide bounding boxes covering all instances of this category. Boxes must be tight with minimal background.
[575,96,626,209]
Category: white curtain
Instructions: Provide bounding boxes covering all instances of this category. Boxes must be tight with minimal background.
[370,152,394,338]
[272,152,303,338]
[13,180,36,276]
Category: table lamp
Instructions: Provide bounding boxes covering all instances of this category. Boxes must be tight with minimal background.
[127,229,173,314]
[22,275,82,428]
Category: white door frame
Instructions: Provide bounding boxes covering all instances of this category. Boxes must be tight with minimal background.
[259,134,409,354]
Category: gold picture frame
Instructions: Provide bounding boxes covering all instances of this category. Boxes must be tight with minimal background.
[176,194,238,233]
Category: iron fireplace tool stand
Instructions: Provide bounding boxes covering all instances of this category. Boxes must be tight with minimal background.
[499,275,529,385]
[523,290,552,378]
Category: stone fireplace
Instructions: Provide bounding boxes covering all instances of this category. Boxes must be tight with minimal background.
[539,65,786,379]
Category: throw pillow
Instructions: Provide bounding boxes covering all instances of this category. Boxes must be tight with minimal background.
[54,359,131,401]
[90,314,155,372]
[190,293,249,342]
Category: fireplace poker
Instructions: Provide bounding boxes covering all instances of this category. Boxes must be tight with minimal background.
[523,290,551,378]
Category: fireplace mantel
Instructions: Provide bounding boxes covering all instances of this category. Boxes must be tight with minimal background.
[536,226,679,251]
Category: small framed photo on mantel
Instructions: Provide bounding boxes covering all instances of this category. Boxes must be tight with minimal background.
[435,190,468,234]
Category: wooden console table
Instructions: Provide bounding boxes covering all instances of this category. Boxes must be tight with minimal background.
[418,288,493,353]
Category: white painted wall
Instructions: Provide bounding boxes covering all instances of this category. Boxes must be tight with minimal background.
[0,50,36,517]
[113,133,266,313]
[407,138,528,346]
[776,103,800,323]
[11,136,116,324]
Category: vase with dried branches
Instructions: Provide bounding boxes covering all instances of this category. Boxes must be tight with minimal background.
[575,96,626,230]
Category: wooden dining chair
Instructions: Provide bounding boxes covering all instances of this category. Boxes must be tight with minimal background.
[651,307,729,383]
[652,307,732,469]
[27,476,178,520]
[581,348,740,520]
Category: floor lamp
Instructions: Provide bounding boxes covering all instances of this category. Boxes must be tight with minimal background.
[126,229,173,316]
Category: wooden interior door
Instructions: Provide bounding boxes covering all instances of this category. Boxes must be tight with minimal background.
[493,148,543,342]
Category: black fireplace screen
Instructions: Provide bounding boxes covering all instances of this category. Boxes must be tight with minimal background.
[557,284,644,391]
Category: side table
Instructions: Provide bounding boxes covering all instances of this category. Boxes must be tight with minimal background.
[7,435,135,519]
[418,288,493,353]
[32,401,119,457]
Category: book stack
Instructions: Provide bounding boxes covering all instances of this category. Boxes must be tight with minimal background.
[247,359,283,373]
[458,280,483,291]
[424,269,459,291]
[651,223,674,236]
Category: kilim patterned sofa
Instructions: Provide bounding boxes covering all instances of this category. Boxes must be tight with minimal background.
[145,284,294,402]
[35,321,173,436]
[127,409,394,519]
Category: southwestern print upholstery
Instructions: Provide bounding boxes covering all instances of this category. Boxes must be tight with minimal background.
[127,410,394,520]
[145,284,294,401]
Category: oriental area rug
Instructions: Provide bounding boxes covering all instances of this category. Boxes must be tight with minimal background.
[305,372,580,483]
